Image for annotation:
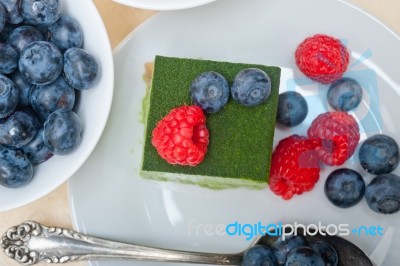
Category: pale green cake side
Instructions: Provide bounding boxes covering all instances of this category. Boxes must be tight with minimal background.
[141,56,281,189]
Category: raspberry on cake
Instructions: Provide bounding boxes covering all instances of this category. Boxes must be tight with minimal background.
[141,56,287,189]
[295,34,349,84]
[152,105,209,166]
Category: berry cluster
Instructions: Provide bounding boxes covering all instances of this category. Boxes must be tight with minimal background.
[190,68,272,112]
[0,0,100,188]
[242,234,338,266]
[271,33,400,215]
[152,68,273,166]
[270,111,360,200]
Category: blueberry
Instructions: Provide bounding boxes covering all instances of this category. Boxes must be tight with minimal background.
[20,127,53,164]
[310,241,338,266]
[276,91,308,127]
[19,41,63,85]
[359,134,400,175]
[7,25,44,53]
[327,77,363,111]
[0,0,24,24]
[30,76,75,120]
[0,3,6,32]
[48,14,83,52]
[242,245,277,266]
[64,48,100,90]
[0,74,18,118]
[325,168,365,208]
[43,109,82,155]
[272,235,306,265]
[0,43,18,74]
[0,149,33,188]
[0,110,40,148]
[284,247,325,266]
[9,70,35,106]
[365,173,400,214]
[231,68,271,107]
[20,0,60,26]
[190,71,229,113]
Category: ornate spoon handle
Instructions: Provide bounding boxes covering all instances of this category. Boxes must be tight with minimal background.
[1,221,242,265]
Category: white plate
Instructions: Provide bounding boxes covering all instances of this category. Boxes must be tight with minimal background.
[112,0,216,11]
[69,0,400,265]
[0,0,113,211]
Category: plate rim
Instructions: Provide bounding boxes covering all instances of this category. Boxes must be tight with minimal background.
[112,0,217,11]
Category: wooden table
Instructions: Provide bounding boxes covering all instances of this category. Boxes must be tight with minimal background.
[0,1,399,265]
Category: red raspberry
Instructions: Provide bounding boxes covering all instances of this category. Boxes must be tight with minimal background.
[295,34,349,84]
[269,135,321,200]
[307,111,360,166]
[152,105,209,166]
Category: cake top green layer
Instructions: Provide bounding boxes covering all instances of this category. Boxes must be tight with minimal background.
[142,56,281,184]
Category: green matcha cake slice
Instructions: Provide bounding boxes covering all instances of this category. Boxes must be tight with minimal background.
[141,55,286,189]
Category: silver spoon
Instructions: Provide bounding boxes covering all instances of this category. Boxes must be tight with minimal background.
[1,220,373,265]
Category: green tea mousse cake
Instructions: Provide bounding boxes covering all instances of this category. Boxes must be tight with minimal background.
[141,55,282,189]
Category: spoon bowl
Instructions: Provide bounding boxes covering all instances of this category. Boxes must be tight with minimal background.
[254,227,373,266]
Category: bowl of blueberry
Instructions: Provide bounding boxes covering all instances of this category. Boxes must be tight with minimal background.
[0,0,113,211]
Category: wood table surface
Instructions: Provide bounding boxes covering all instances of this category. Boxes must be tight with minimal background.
[1,0,399,265]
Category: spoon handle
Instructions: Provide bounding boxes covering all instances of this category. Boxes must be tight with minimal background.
[1,221,242,265]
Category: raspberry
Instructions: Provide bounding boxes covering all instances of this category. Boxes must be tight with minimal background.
[307,112,359,166]
[152,105,209,166]
[269,135,321,200]
[295,34,349,84]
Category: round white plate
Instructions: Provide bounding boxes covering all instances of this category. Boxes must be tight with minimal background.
[112,0,216,11]
[69,0,400,265]
[0,0,113,211]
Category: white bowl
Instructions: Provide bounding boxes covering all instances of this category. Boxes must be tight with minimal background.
[112,0,217,11]
[0,0,114,211]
